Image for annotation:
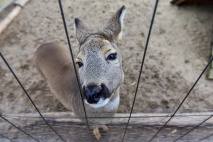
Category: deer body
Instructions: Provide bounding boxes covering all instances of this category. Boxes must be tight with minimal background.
[33,6,126,140]
[34,42,120,125]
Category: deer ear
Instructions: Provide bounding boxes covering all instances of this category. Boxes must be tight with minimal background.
[101,6,126,41]
[74,18,91,45]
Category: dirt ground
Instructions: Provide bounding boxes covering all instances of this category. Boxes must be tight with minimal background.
[0,0,213,116]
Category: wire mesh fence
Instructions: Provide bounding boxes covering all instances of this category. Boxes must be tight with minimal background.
[0,0,213,142]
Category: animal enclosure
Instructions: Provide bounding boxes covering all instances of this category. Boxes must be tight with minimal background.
[0,0,213,142]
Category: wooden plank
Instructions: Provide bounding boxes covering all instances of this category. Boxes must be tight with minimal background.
[2,112,213,142]
[2,112,213,126]
[2,116,213,142]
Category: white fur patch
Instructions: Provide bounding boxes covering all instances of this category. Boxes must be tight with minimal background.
[118,7,126,40]
[85,98,110,108]
[106,94,120,111]
[74,21,80,44]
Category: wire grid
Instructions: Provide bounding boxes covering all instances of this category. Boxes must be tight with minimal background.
[0,0,213,142]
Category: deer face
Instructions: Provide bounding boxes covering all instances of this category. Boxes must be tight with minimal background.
[74,6,126,108]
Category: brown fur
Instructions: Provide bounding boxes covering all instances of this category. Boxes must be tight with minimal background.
[33,6,126,140]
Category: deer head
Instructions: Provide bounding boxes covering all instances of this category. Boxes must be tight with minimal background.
[74,6,126,108]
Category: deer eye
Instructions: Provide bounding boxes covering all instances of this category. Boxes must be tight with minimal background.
[107,53,117,60]
[76,61,83,68]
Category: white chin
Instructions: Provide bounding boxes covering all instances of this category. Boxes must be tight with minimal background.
[84,98,110,108]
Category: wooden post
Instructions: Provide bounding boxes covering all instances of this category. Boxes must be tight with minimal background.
[0,0,30,34]
[2,112,213,126]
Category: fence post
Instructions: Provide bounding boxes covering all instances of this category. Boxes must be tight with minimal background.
[207,21,213,79]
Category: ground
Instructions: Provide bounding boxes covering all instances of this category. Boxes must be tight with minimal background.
[0,0,213,116]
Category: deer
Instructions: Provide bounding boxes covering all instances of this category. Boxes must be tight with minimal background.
[33,6,126,140]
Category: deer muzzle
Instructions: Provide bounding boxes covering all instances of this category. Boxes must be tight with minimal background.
[83,83,110,106]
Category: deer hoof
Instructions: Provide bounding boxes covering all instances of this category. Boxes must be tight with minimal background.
[100,125,108,132]
[93,127,101,140]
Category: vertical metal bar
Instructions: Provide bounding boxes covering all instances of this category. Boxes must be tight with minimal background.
[200,132,213,141]
[173,115,213,142]
[0,133,13,142]
[0,52,66,142]
[57,0,94,139]
[121,1,159,142]
[207,19,213,79]
[148,58,213,142]
[0,115,39,142]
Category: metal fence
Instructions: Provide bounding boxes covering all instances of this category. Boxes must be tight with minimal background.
[0,0,213,141]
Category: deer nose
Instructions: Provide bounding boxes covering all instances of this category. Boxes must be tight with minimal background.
[83,83,102,104]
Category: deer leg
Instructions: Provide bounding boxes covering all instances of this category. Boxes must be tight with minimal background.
[93,127,101,140]
[100,125,108,132]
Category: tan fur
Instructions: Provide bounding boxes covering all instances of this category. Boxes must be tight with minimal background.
[33,6,126,140]
[33,43,80,110]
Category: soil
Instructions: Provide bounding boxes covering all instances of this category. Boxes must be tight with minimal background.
[1,0,213,115]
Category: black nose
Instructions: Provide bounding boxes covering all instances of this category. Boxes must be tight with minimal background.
[83,83,102,104]
[83,83,110,104]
